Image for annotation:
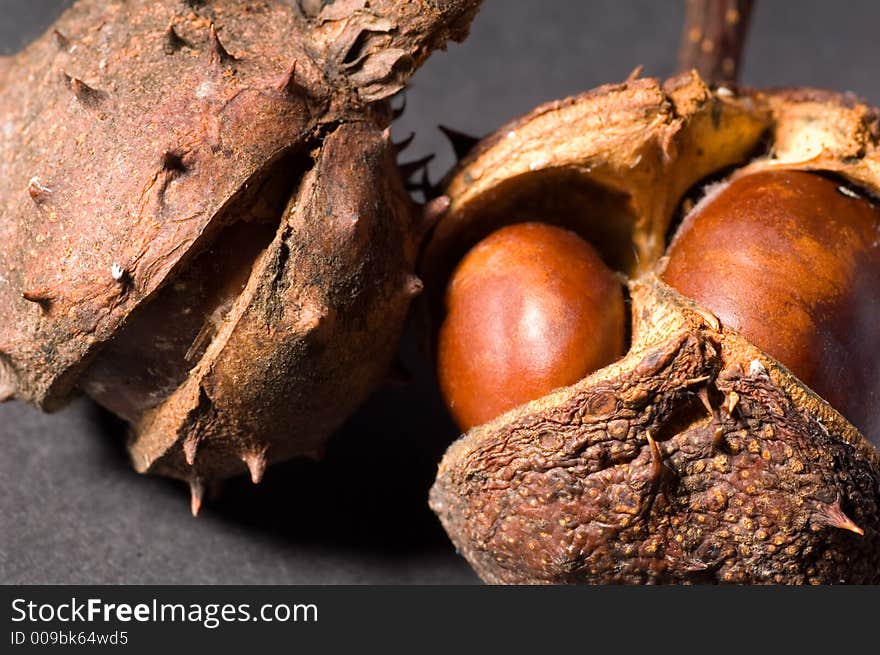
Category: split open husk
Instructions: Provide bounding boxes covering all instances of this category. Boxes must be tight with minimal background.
[427,72,880,583]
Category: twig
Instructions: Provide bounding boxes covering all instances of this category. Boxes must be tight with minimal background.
[678,0,754,84]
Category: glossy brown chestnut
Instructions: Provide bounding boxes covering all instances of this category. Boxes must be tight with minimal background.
[662,169,880,444]
[437,222,626,431]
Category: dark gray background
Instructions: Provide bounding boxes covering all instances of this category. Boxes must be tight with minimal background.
[2,0,880,584]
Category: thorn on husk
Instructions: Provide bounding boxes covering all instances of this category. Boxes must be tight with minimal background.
[27,177,52,201]
[678,558,710,573]
[724,391,740,416]
[401,153,436,200]
[277,61,306,96]
[409,167,437,201]
[21,289,52,312]
[693,385,726,451]
[813,498,864,536]
[189,477,205,517]
[438,125,480,160]
[393,132,415,154]
[53,30,71,51]
[164,24,189,54]
[208,24,235,66]
[640,432,675,519]
[626,65,644,81]
[63,72,104,106]
[399,154,434,180]
[711,426,726,452]
[242,448,268,484]
[646,432,669,485]
[696,387,713,416]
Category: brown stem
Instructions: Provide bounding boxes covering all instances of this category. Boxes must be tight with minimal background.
[678,0,754,84]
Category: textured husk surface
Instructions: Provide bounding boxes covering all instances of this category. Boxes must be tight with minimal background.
[0,0,482,486]
[427,72,880,583]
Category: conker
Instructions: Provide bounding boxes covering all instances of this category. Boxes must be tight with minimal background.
[662,170,880,443]
[437,222,625,431]
[428,74,880,584]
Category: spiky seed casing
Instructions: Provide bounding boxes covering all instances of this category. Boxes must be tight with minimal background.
[426,73,880,584]
[0,0,483,501]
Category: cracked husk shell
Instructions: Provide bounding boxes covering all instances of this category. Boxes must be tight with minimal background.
[0,0,481,499]
[426,72,880,583]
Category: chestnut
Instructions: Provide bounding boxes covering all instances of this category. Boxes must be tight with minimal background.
[436,222,626,431]
[662,169,880,443]
[428,74,880,585]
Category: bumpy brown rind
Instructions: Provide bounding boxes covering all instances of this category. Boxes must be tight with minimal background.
[431,277,880,583]
[427,73,880,583]
[0,0,482,489]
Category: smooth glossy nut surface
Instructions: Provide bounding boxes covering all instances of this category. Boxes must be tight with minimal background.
[437,222,626,431]
[663,170,880,443]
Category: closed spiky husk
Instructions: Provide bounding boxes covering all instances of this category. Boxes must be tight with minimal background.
[0,0,482,505]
